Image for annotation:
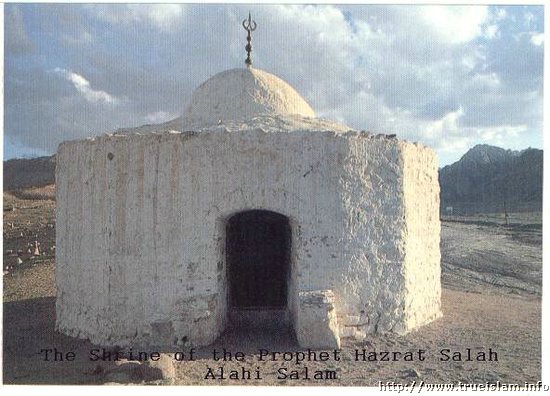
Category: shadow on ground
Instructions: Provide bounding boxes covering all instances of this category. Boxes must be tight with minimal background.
[3,297,300,384]
[3,297,100,384]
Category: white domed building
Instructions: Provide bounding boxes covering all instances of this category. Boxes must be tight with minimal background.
[55,31,442,349]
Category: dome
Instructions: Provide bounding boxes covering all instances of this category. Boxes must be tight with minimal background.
[183,68,316,126]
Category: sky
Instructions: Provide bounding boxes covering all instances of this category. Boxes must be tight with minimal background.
[3,4,545,166]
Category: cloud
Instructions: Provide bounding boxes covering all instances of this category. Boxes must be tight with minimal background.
[530,33,544,46]
[145,111,177,124]
[524,11,536,29]
[424,107,464,138]
[53,68,119,104]
[4,135,50,160]
[3,4,544,166]
[495,8,507,21]
[5,5,35,54]
[418,5,489,44]
[89,4,185,32]
[62,29,94,46]
[479,124,526,141]
[484,24,499,39]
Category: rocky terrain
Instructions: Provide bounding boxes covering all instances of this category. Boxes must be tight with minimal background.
[439,145,543,215]
[2,188,542,385]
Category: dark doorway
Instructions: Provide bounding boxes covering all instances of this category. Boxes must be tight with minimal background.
[226,210,291,309]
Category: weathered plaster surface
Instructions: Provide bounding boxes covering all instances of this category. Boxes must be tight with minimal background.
[402,144,443,332]
[295,290,340,349]
[56,129,441,347]
[184,68,315,125]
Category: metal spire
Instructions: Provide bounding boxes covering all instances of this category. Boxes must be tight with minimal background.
[242,12,257,68]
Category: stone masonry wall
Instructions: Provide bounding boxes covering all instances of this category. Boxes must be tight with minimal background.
[402,143,442,332]
[56,129,440,347]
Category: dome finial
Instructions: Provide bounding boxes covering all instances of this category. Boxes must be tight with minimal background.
[242,12,257,68]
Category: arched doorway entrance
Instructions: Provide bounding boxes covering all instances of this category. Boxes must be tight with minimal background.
[226,210,291,311]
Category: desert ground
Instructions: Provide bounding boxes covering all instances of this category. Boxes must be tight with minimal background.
[2,188,542,385]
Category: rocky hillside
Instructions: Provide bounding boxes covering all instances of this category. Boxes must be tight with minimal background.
[439,145,543,214]
[3,155,56,191]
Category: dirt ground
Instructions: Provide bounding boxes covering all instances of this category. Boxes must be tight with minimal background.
[2,191,542,385]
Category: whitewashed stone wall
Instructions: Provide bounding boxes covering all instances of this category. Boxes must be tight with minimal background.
[56,129,441,347]
[402,144,443,331]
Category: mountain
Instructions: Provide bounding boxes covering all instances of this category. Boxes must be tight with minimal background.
[3,155,56,191]
[439,145,543,214]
